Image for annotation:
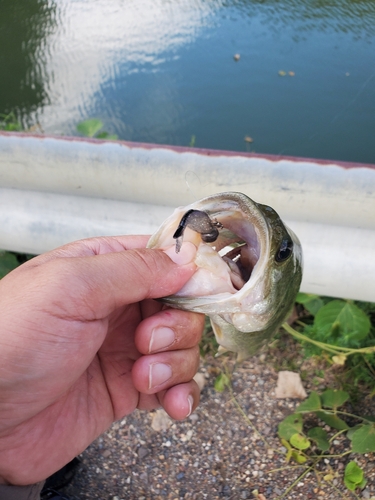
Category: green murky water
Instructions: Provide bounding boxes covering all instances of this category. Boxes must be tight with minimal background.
[1,0,375,163]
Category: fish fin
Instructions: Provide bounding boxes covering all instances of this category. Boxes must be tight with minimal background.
[236,350,251,363]
[211,320,229,357]
[210,319,224,341]
[215,345,229,357]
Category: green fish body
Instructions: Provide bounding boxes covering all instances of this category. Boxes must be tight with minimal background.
[148,192,303,360]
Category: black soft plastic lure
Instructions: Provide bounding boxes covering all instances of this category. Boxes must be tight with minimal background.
[173,209,223,252]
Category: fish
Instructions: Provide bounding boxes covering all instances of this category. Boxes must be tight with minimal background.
[147,192,303,361]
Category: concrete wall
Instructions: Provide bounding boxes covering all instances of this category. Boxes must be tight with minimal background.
[1,132,374,301]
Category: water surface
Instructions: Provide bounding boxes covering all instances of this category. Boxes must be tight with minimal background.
[1,0,375,163]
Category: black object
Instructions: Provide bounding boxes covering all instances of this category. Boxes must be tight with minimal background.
[41,458,80,500]
[173,209,222,252]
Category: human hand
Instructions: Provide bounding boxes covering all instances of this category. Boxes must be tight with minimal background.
[0,235,204,485]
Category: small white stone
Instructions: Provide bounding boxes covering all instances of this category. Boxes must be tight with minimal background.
[275,371,307,399]
[151,409,172,432]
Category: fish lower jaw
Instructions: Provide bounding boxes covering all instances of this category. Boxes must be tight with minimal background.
[223,312,272,332]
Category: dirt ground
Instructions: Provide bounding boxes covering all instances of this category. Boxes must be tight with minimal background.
[60,344,375,500]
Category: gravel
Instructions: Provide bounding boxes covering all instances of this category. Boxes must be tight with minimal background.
[60,352,375,500]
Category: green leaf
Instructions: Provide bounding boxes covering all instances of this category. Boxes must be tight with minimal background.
[347,424,363,440]
[351,424,375,453]
[314,300,371,343]
[189,135,196,147]
[344,461,364,491]
[345,461,364,483]
[364,415,375,422]
[307,427,330,451]
[96,131,118,140]
[296,293,324,315]
[77,118,103,137]
[278,413,303,440]
[295,391,321,413]
[360,478,367,489]
[290,433,310,450]
[291,450,307,464]
[0,112,22,131]
[321,389,349,409]
[5,122,22,131]
[281,438,293,462]
[214,373,230,392]
[316,411,349,430]
[0,251,19,278]
[344,478,357,492]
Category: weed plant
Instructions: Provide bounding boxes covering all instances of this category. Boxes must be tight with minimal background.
[288,293,375,390]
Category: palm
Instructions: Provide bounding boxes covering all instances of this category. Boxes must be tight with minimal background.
[0,300,155,484]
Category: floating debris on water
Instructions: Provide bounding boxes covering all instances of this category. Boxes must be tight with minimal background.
[244,136,253,143]
[233,53,240,61]
[278,70,295,77]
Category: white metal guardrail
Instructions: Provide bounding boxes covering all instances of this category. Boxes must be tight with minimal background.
[1,131,374,301]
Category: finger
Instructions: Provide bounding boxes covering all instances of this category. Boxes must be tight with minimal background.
[136,380,200,419]
[137,392,162,412]
[140,298,164,320]
[135,309,204,354]
[84,242,197,314]
[159,380,200,420]
[131,346,200,395]
[15,242,198,321]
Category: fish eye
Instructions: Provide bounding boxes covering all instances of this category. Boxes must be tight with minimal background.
[275,237,293,263]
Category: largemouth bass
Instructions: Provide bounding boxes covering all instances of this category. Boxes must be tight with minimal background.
[148,192,303,360]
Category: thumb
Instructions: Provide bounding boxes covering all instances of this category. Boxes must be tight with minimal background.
[76,241,197,313]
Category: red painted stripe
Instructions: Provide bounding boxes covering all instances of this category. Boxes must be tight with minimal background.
[1,131,374,170]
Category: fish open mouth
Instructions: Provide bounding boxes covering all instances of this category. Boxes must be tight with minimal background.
[172,208,261,296]
[148,192,303,359]
[219,243,252,290]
